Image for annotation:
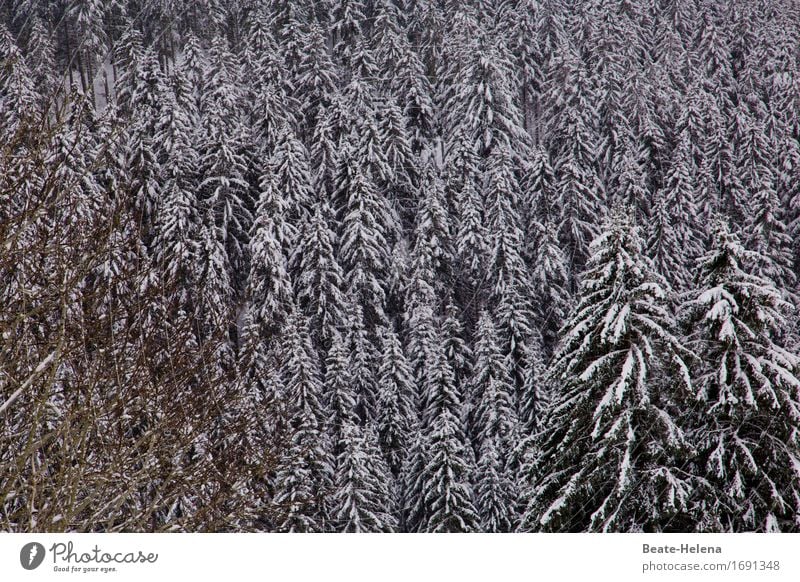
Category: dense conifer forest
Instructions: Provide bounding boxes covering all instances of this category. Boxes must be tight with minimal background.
[2,0,800,532]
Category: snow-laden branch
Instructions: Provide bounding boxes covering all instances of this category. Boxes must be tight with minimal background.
[0,351,57,415]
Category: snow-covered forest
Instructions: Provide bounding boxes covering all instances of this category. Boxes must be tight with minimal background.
[2,0,800,533]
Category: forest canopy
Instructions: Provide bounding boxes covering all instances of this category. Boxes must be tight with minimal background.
[1,0,800,532]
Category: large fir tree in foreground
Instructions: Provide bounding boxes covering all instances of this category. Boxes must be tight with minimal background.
[682,220,800,532]
[520,207,695,532]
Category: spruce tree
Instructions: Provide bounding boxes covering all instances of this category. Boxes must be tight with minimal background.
[520,207,694,532]
[330,424,399,532]
[475,434,518,533]
[324,330,359,449]
[338,166,394,329]
[530,219,571,354]
[546,44,605,276]
[469,310,519,453]
[0,25,37,134]
[294,202,349,350]
[655,129,703,290]
[417,406,480,533]
[681,220,800,532]
[272,310,334,532]
[376,325,417,476]
[247,173,294,337]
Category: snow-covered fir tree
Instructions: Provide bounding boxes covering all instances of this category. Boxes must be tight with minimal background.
[330,423,399,532]
[520,207,695,532]
[681,219,800,532]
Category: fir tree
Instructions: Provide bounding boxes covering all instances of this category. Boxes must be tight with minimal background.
[530,219,571,354]
[345,301,381,423]
[324,331,359,449]
[444,34,529,160]
[272,125,315,223]
[294,202,349,349]
[410,163,454,299]
[417,407,480,533]
[0,25,37,134]
[453,176,488,321]
[338,166,394,329]
[521,207,694,532]
[469,310,519,453]
[376,325,417,476]
[745,170,795,291]
[295,23,339,137]
[273,310,334,531]
[330,424,399,532]
[681,220,800,532]
[247,174,294,337]
[475,434,518,533]
[546,45,605,276]
[655,129,703,290]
